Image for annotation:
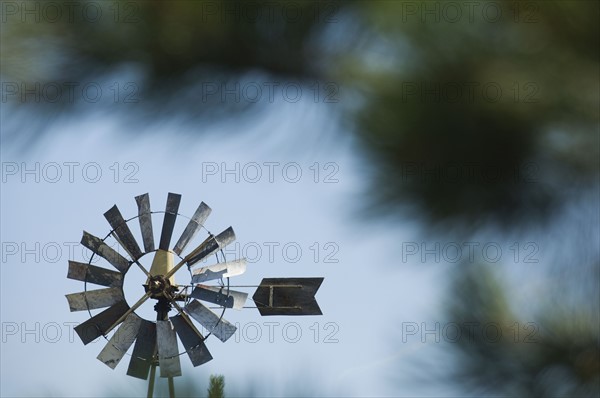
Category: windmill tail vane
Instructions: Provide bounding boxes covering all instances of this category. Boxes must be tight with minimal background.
[66,192,324,397]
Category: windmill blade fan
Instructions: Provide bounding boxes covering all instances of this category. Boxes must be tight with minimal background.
[159,193,181,251]
[186,227,236,266]
[170,314,213,366]
[97,313,143,369]
[81,231,130,273]
[127,319,156,380]
[135,193,155,253]
[67,260,123,287]
[67,192,324,397]
[156,320,182,378]
[104,205,143,260]
[184,299,237,343]
[66,287,124,312]
[190,285,248,310]
[191,258,247,283]
[74,300,130,345]
[173,202,211,256]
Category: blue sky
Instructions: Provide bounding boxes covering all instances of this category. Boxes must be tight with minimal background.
[0,96,457,397]
[3,87,588,397]
[1,3,597,395]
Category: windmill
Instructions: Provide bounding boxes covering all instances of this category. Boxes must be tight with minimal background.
[66,193,323,397]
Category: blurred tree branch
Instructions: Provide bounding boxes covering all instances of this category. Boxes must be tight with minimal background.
[447,264,599,397]
[208,375,225,398]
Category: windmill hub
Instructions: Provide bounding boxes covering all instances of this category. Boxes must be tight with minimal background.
[146,275,176,299]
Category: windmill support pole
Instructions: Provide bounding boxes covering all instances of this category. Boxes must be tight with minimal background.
[168,377,175,398]
[148,298,175,398]
[147,363,157,398]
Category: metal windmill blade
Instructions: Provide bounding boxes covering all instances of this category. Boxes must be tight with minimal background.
[190,284,248,310]
[67,192,324,398]
[191,258,247,283]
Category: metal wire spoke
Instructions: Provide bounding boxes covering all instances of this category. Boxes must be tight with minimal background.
[105,291,151,335]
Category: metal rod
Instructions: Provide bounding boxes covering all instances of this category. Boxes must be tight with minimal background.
[177,284,303,288]
[163,258,188,280]
[147,362,156,398]
[156,299,177,398]
[105,291,151,335]
[225,285,261,288]
[168,377,175,398]
[205,305,299,309]
[171,300,206,341]
[208,306,258,309]
[109,230,151,277]
[134,259,151,277]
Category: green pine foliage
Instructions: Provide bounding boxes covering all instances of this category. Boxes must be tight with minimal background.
[207,375,225,398]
